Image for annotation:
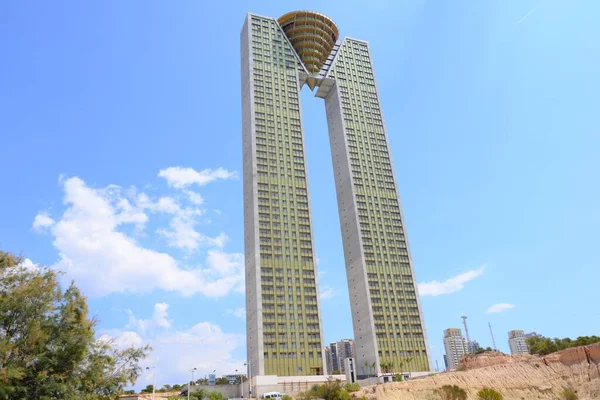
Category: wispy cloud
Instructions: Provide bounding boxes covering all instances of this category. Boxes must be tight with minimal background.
[320,286,337,300]
[32,212,55,232]
[225,308,246,318]
[418,267,484,296]
[158,166,236,189]
[516,6,538,25]
[486,303,516,314]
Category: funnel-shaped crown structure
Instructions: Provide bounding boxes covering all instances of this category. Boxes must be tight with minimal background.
[278,11,339,75]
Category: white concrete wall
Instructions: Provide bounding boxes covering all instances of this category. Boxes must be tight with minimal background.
[243,375,347,398]
[241,13,264,377]
[324,78,380,378]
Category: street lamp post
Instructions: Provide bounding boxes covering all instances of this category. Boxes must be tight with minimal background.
[244,362,252,399]
[145,366,156,400]
[188,367,197,400]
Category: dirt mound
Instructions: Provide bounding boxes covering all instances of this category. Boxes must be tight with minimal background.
[355,343,600,400]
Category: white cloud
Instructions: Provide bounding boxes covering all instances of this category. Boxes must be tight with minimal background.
[20,258,41,272]
[33,176,243,298]
[137,193,225,252]
[225,308,246,318]
[183,190,204,205]
[198,250,244,297]
[104,304,245,389]
[418,267,485,296]
[158,167,236,189]
[320,286,337,300]
[32,212,55,231]
[127,303,173,335]
[486,303,516,314]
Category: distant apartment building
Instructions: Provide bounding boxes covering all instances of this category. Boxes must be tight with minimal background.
[327,339,356,374]
[467,340,481,353]
[325,347,333,375]
[443,328,468,371]
[508,330,530,355]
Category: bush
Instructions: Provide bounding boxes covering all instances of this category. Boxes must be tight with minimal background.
[207,391,225,400]
[191,389,208,400]
[476,388,503,400]
[344,383,360,393]
[436,385,467,400]
[561,388,578,400]
[392,374,403,382]
[282,395,293,400]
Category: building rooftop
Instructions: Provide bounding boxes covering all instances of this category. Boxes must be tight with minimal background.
[277,11,339,75]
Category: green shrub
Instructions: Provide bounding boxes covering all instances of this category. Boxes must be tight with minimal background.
[561,388,578,400]
[282,395,293,400]
[344,383,360,393]
[436,385,467,400]
[476,388,503,400]
[207,391,225,400]
[392,374,403,382]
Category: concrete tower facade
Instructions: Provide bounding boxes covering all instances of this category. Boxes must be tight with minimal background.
[443,328,468,371]
[508,330,530,355]
[242,11,431,377]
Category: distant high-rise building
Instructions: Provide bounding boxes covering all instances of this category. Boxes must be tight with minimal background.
[326,339,356,374]
[325,347,333,375]
[242,10,430,377]
[524,332,538,340]
[508,330,530,355]
[467,340,481,353]
[443,328,468,371]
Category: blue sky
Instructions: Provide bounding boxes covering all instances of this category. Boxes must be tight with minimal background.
[1,0,599,388]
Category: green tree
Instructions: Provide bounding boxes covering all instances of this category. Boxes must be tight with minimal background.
[141,384,155,393]
[474,347,494,355]
[0,249,150,399]
[207,391,225,400]
[215,377,230,385]
[397,357,413,375]
[560,388,578,400]
[436,385,467,400]
[526,334,600,355]
[380,361,395,373]
[172,383,182,390]
[196,378,209,385]
[476,388,503,400]
[392,374,403,382]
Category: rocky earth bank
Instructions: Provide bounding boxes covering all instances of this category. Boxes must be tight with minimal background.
[355,343,600,400]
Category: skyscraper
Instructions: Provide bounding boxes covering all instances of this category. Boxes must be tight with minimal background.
[443,328,468,371]
[508,330,530,355]
[242,10,431,378]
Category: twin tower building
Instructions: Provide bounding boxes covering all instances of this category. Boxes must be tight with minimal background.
[242,11,431,378]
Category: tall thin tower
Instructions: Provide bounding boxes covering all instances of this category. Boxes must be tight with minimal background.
[488,322,497,350]
[461,316,471,353]
[242,10,431,377]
